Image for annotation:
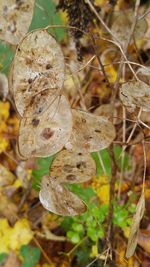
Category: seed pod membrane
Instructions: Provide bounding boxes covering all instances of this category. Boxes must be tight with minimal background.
[0,0,35,45]
[18,95,72,158]
[9,29,65,116]
[120,80,150,112]
[65,110,116,153]
[39,175,86,216]
[50,150,96,183]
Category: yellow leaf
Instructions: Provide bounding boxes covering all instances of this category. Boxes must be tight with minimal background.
[95,0,105,5]
[123,226,130,239]
[104,62,117,83]
[9,218,33,251]
[91,176,110,204]
[0,163,15,186]
[0,136,9,154]
[0,101,10,121]
[13,179,22,189]
[90,244,99,258]
[0,219,11,253]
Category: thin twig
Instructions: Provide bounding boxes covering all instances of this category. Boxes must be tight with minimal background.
[33,236,53,265]
[117,106,126,200]
[138,8,150,20]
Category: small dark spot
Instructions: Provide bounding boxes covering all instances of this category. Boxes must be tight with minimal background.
[82,118,86,123]
[95,129,101,133]
[78,152,82,156]
[28,78,32,84]
[38,107,43,114]
[41,128,54,140]
[63,164,73,172]
[76,161,86,169]
[34,35,38,41]
[46,64,52,70]
[32,118,39,127]
[18,48,21,52]
[47,183,49,187]
[121,92,128,98]
[66,174,76,181]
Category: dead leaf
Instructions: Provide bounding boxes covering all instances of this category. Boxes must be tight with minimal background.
[138,229,150,254]
[9,29,65,116]
[120,80,150,112]
[0,0,35,45]
[3,252,21,267]
[39,174,86,216]
[111,10,148,46]
[0,191,18,224]
[18,95,72,158]
[0,163,15,186]
[126,192,145,258]
[50,150,96,183]
[65,109,116,152]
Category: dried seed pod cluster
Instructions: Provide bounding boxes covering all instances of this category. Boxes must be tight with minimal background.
[9,28,116,216]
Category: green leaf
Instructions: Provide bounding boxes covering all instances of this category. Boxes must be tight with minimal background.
[91,149,112,177]
[32,155,54,190]
[20,245,41,267]
[91,205,108,223]
[87,227,99,242]
[30,0,65,41]
[67,231,81,244]
[61,217,74,231]
[76,248,90,265]
[0,253,7,264]
[0,42,14,75]
[113,204,129,228]
[113,145,130,170]
[72,223,84,233]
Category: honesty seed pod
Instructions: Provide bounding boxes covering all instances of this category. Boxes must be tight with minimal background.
[50,150,96,183]
[120,80,150,112]
[65,109,116,153]
[18,95,72,158]
[39,174,86,216]
[0,0,35,45]
[9,29,65,116]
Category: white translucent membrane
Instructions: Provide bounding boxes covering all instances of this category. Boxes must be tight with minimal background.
[120,80,150,112]
[50,150,96,183]
[39,175,86,216]
[18,95,72,158]
[0,0,35,45]
[65,109,116,152]
[9,29,65,116]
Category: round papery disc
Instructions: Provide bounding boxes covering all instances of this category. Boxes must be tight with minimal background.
[120,80,150,112]
[50,150,96,183]
[0,0,35,45]
[65,110,116,153]
[39,175,86,216]
[18,95,72,158]
[111,10,148,46]
[9,29,65,116]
